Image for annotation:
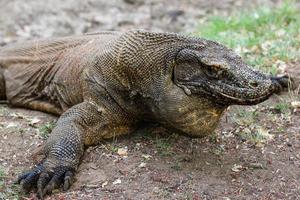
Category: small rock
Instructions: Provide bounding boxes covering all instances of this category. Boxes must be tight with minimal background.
[291,101,300,108]
[117,147,128,156]
[153,187,159,194]
[112,178,121,185]
[222,197,231,200]
[139,162,146,168]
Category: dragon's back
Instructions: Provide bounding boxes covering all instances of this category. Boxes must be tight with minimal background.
[0,32,119,68]
[0,31,120,114]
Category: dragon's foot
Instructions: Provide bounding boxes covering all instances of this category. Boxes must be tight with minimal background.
[17,162,75,199]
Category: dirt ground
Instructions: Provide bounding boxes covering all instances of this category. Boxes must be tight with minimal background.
[0,0,284,44]
[0,0,299,200]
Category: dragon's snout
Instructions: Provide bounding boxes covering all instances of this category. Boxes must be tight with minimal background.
[270,74,293,93]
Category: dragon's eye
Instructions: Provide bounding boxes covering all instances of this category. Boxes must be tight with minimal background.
[205,67,218,78]
[202,64,224,79]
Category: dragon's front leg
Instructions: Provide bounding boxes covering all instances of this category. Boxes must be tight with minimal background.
[17,101,133,199]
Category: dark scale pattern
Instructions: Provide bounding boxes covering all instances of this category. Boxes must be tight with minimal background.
[0,30,291,198]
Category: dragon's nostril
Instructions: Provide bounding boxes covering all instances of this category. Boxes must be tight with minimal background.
[249,81,258,88]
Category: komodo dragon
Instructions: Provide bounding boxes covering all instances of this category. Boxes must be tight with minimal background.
[0,30,290,198]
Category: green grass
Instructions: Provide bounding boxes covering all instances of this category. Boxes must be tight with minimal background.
[234,108,259,126]
[38,121,55,139]
[239,126,274,146]
[155,137,173,157]
[154,134,178,157]
[274,102,291,114]
[197,1,300,74]
[0,166,5,179]
[0,167,20,200]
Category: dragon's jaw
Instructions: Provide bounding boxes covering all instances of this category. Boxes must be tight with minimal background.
[206,80,274,105]
[182,75,289,106]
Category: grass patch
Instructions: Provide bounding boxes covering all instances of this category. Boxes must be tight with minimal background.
[155,134,178,157]
[197,1,300,74]
[155,137,173,157]
[0,184,20,200]
[105,143,119,153]
[274,102,291,114]
[0,167,20,200]
[234,108,259,126]
[239,126,274,146]
[231,107,276,145]
[38,121,55,139]
[0,166,5,180]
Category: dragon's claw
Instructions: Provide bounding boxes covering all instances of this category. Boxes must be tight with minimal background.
[17,164,44,192]
[17,163,74,199]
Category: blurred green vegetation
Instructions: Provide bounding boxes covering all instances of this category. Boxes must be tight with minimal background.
[197,1,300,74]
[0,166,20,200]
[38,121,55,139]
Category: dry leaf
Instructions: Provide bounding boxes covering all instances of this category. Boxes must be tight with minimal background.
[102,181,108,188]
[6,122,18,128]
[275,60,287,73]
[257,127,273,141]
[231,164,244,172]
[29,118,41,126]
[142,154,152,160]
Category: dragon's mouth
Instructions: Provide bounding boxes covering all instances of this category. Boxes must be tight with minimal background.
[210,81,274,105]
[184,79,276,105]
[217,88,272,105]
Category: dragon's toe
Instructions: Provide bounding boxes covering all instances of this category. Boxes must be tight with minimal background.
[17,164,44,192]
[37,166,74,198]
[17,163,75,199]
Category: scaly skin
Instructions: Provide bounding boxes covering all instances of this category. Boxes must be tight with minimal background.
[0,30,291,198]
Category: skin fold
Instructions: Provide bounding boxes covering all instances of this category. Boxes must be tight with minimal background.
[0,30,291,199]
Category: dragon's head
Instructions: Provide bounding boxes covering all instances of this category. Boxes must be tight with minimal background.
[173,39,290,105]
